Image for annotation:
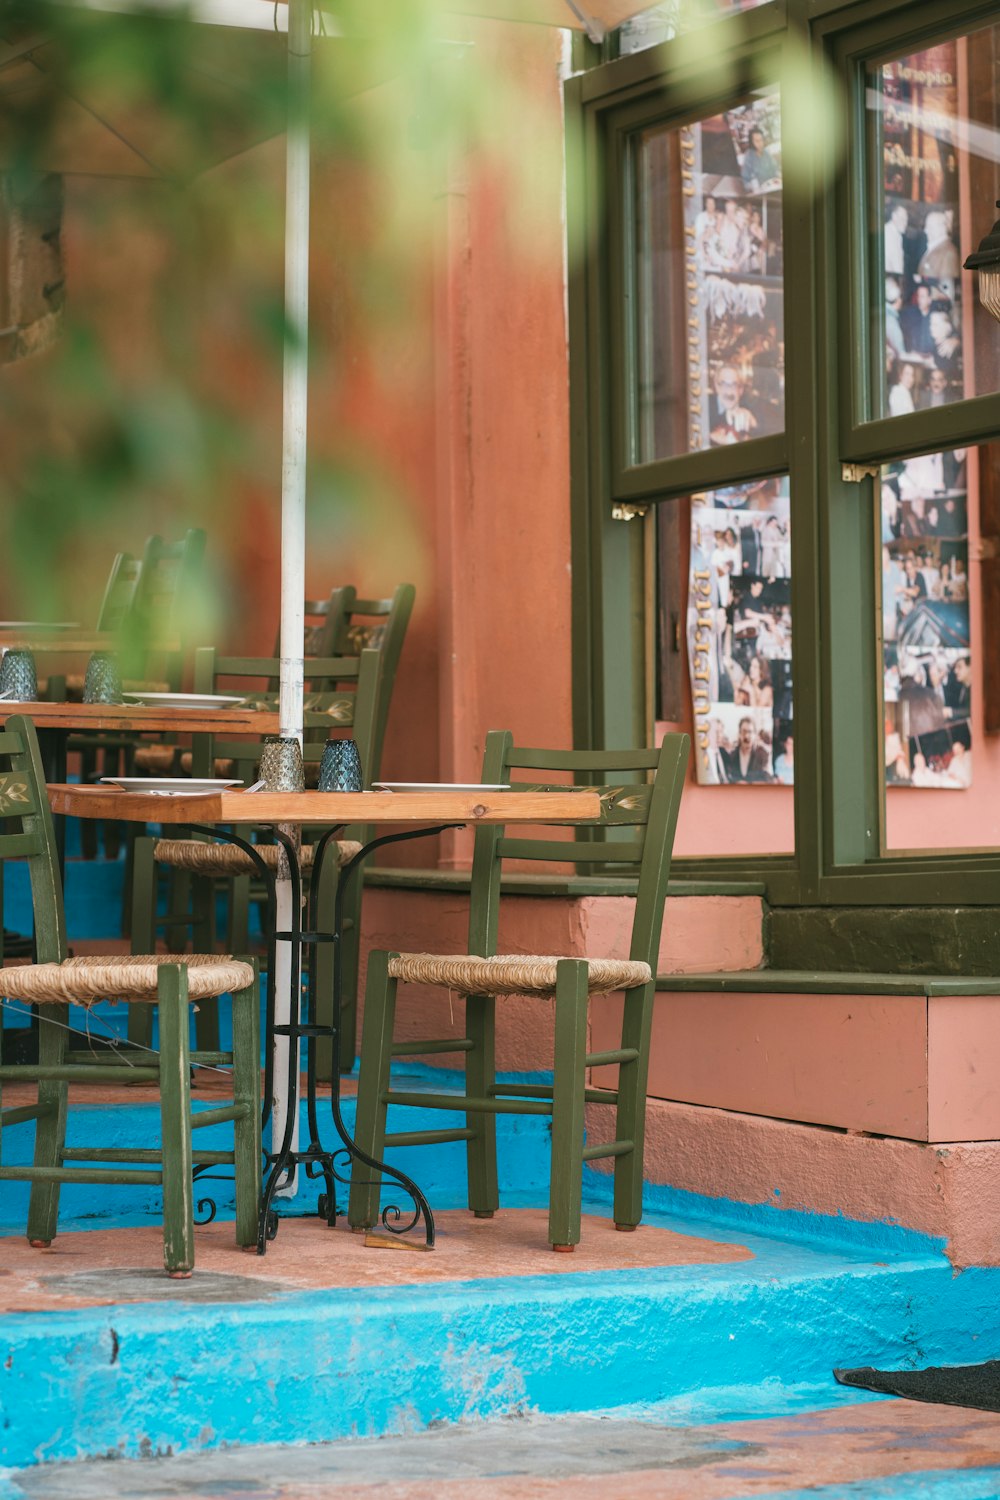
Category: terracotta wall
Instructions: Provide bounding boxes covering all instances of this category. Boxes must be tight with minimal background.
[0,20,573,871]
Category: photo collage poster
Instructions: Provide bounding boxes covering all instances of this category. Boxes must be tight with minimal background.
[688,478,793,785]
[681,91,792,786]
[680,90,784,453]
[881,43,965,418]
[882,449,972,789]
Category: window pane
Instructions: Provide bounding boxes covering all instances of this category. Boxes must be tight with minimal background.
[869,26,1000,420]
[880,446,1000,851]
[635,89,784,463]
[618,0,775,56]
[656,477,794,857]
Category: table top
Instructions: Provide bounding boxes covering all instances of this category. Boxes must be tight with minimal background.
[2,701,280,735]
[47,783,604,825]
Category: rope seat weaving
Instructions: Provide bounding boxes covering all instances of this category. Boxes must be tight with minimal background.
[133,745,180,773]
[1,953,254,1005]
[152,839,363,876]
[386,953,652,997]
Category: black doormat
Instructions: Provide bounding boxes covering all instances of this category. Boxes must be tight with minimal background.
[835,1359,1000,1411]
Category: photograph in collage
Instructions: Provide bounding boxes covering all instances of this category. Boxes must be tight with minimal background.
[682,90,784,453]
[880,44,965,418]
[882,449,971,788]
[688,476,793,785]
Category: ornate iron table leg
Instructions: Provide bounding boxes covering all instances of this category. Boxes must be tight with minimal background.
[187,820,461,1251]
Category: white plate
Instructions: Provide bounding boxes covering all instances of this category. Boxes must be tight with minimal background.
[0,621,81,630]
[100,777,242,795]
[373,782,511,794]
[121,692,245,709]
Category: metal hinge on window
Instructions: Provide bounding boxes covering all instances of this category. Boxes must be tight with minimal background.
[611,501,650,521]
[841,462,881,483]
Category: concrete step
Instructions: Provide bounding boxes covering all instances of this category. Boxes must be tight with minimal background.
[3,1087,1000,1473]
[7,1398,1000,1499]
[590,969,1000,1142]
[587,968,1000,1273]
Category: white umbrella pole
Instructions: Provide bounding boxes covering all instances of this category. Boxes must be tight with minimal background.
[273,0,311,1195]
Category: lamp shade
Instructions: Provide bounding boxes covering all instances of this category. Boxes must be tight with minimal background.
[964,200,1000,322]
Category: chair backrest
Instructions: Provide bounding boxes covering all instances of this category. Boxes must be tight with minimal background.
[121,529,206,686]
[133,529,207,641]
[0,716,67,964]
[191,646,383,785]
[271,584,415,777]
[94,552,141,634]
[468,732,690,969]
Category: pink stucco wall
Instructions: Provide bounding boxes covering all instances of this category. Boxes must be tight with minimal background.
[587,1096,1000,1269]
[590,986,1000,1143]
[359,888,764,1073]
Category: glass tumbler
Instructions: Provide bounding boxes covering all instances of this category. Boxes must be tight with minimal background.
[83,651,123,704]
[258,735,305,792]
[0,649,38,702]
[317,737,363,792]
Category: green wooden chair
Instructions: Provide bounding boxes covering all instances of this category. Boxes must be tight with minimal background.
[128,647,383,1068]
[347,730,689,1251]
[0,715,261,1276]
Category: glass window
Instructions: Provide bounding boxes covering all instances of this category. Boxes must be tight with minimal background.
[868,24,1000,420]
[635,88,784,462]
[878,444,1000,851]
[657,475,794,856]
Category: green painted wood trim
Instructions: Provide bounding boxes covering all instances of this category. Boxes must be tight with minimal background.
[383,1091,554,1116]
[655,970,1000,997]
[390,1039,474,1056]
[60,1148,235,1164]
[0,1104,48,1127]
[582,1140,633,1161]
[0,1165,164,1184]
[363,867,765,897]
[384,1128,477,1148]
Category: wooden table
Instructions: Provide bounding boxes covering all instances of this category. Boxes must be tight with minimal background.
[3,701,280,737]
[5,702,281,874]
[46,783,603,1252]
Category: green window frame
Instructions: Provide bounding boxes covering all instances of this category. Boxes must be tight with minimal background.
[567,0,1000,906]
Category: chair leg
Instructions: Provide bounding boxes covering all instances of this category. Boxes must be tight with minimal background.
[128,836,158,1049]
[191,878,220,1055]
[26,1003,69,1248]
[612,981,654,1232]
[163,869,193,953]
[228,873,251,956]
[465,992,499,1217]
[231,968,262,1249]
[156,966,195,1277]
[348,949,397,1230]
[548,960,590,1251]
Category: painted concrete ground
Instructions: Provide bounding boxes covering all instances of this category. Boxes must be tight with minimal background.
[5,1403,1000,1498]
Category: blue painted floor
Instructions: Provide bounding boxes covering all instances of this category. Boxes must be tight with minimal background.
[4,855,1000,1493]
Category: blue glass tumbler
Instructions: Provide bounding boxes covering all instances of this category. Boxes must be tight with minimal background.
[83,651,123,704]
[0,649,38,702]
[318,737,363,792]
[258,736,305,792]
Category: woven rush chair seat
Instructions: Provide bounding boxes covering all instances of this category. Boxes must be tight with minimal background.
[0,953,254,1005]
[152,839,363,876]
[133,744,182,774]
[388,953,652,997]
